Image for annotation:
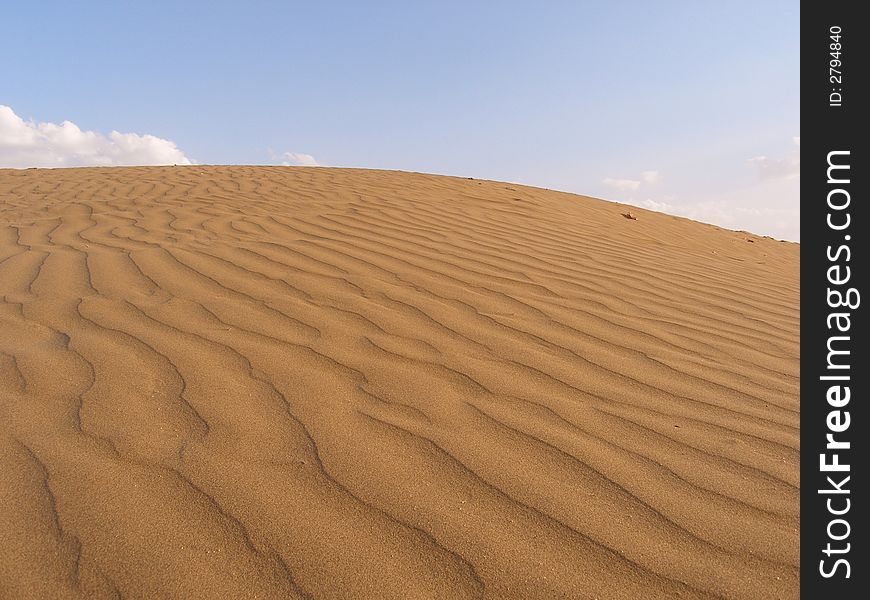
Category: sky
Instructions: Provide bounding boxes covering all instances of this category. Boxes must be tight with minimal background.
[1,1,799,240]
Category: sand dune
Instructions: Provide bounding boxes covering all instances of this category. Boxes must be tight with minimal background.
[0,166,799,599]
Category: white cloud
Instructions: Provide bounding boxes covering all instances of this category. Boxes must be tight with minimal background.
[603,169,660,192]
[633,198,677,213]
[605,139,800,241]
[275,151,322,167]
[602,177,641,191]
[748,136,800,181]
[640,170,661,184]
[748,155,800,180]
[0,105,192,168]
[623,173,800,241]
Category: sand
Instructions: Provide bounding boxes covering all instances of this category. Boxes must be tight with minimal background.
[0,166,799,599]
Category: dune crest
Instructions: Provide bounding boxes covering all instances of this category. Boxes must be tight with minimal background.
[0,166,799,599]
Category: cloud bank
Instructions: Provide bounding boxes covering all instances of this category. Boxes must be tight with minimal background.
[602,138,800,240]
[0,105,192,168]
[628,192,799,241]
[601,177,641,191]
[274,151,322,167]
[748,136,800,181]
[640,170,660,184]
[602,169,660,192]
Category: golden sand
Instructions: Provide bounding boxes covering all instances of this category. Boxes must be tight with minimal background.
[0,166,799,599]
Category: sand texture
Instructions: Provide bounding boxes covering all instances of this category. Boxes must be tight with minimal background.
[0,166,799,599]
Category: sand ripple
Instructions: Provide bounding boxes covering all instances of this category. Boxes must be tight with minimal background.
[0,166,799,599]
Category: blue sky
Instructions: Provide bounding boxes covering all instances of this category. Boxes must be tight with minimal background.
[2,1,799,239]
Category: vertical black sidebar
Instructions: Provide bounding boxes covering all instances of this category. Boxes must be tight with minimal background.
[802,2,866,597]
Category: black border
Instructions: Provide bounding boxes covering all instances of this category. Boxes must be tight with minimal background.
[801,2,866,596]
